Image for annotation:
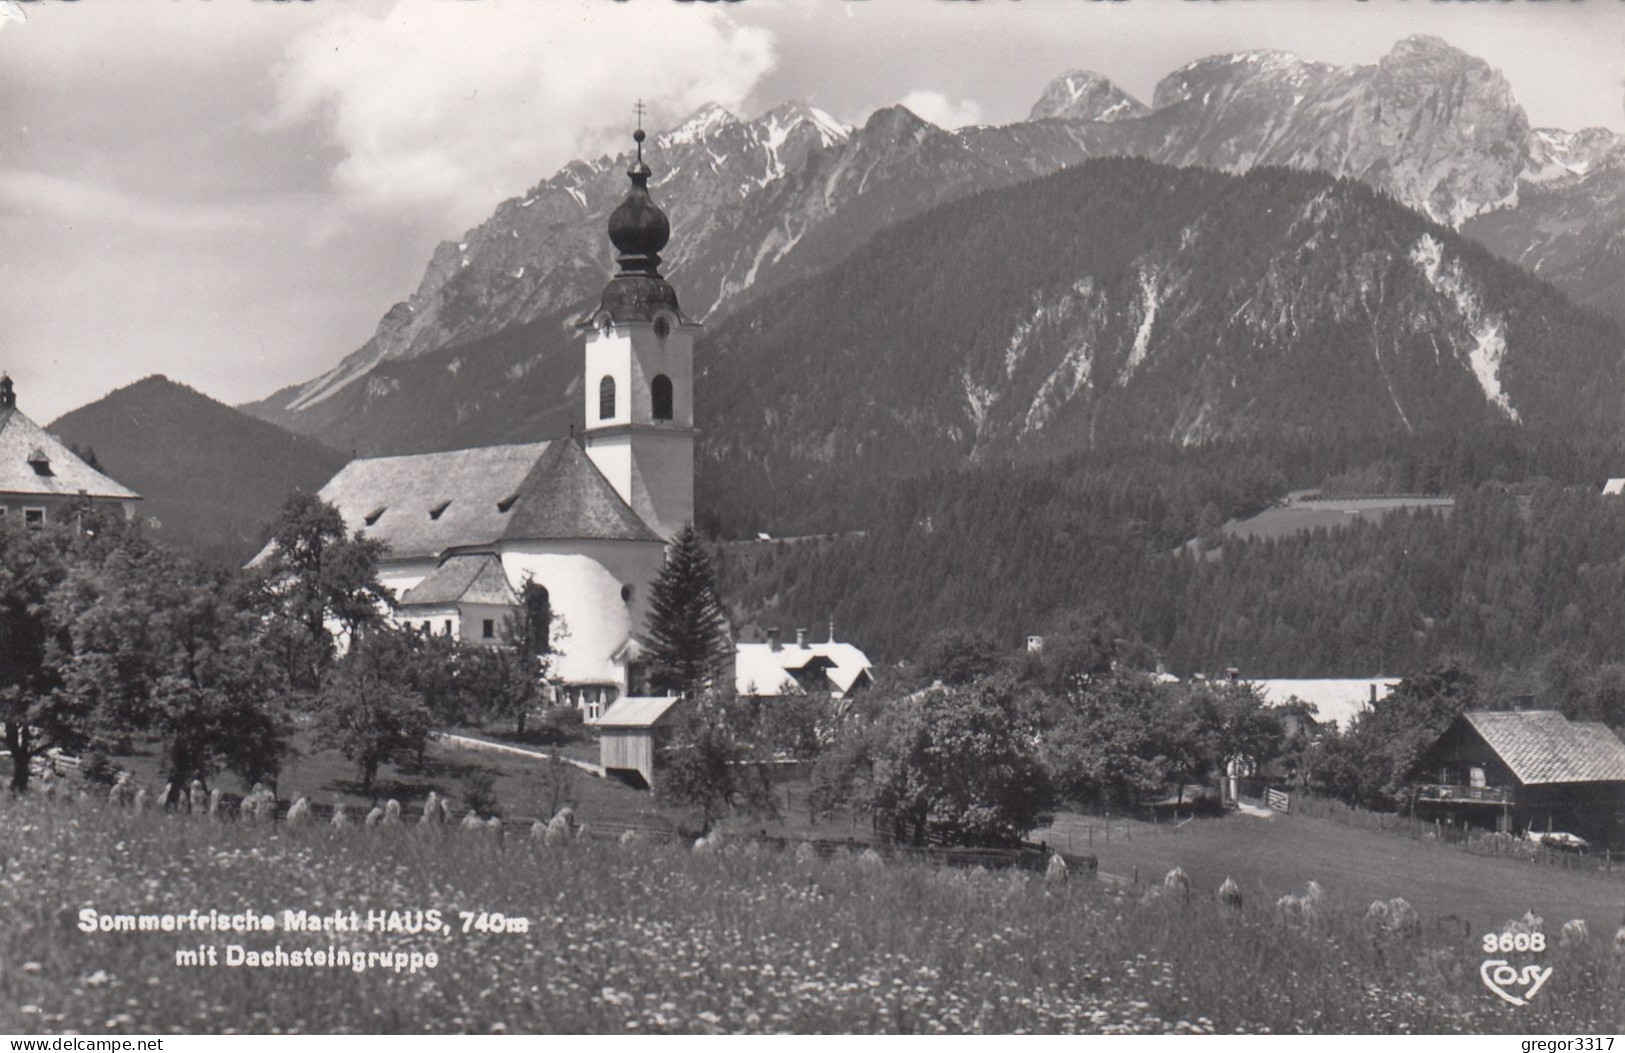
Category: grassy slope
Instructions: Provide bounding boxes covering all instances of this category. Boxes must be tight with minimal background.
[5,792,1622,1035]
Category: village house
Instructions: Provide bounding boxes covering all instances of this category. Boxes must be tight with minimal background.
[0,375,140,528]
[1412,710,1625,847]
[1249,678,1401,732]
[734,627,873,701]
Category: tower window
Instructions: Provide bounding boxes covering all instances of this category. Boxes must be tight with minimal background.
[599,375,616,420]
[651,374,674,421]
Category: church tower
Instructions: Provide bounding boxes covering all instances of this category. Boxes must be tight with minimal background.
[580,124,696,543]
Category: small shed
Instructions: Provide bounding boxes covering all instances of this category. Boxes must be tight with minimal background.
[594,696,685,789]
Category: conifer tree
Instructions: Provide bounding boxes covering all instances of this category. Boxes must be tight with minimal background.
[646,524,731,696]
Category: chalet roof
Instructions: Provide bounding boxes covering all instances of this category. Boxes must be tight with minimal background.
[0,406,139,501]
[308,438,658,562]
[595,695,684,729]
[1249,678,1401,730]
[735,640,874,698]
[398,554,517,608]
[1464,710,1625,785]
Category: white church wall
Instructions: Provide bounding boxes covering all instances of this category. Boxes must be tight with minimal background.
[498,539,665,687]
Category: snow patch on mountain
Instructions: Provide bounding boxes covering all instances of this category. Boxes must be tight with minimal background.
[1409,233,1519,421]
[1118,268,1162,384]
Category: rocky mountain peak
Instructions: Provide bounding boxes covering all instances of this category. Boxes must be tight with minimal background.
[662,103,739,145]
[864,103,935,136]
[759,100,851,146]
[1151,49,1331,110]
[1028,70,1150,122]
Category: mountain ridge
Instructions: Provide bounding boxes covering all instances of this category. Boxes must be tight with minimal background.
[244,35,1624,466]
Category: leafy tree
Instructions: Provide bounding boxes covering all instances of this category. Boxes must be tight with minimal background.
[1178,680,1286,798]
[0,518,74,792]
[314,628,432,794]
[52,539,287,793]
[646,524,731,696]
[1318,662,1478,809]
[1045,671,1169,811]
[918,627,1005,687]
[871,676,1053,846]
[250,492,391,695]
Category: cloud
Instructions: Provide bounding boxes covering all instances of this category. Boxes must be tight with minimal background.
[898,90,986,130]
[270,0,776,228]
[0,169,264,234]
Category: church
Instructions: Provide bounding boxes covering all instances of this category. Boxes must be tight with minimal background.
[307,126,696,718]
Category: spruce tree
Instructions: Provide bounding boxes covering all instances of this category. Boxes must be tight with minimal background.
[646,524,730,696]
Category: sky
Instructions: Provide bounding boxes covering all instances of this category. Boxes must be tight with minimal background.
[3,0,1623,425]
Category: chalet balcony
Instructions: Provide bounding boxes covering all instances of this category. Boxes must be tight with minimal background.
[1415,783,1512,805]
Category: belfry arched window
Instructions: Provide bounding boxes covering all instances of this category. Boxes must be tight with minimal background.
[651,374,674,422]
[599,375,616,420]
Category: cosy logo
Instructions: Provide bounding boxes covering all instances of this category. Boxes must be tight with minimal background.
[1480,930,1552,1006]
[1480,960,1553,1006]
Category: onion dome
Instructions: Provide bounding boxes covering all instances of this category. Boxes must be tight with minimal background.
[593,128,684,324]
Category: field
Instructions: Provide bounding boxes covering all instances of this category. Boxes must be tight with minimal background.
[1220,493,1455,543]
[3,792,1623,1034]
[1074,809,1625,935]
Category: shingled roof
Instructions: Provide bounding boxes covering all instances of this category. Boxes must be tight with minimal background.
[502,438,660,544]
[0,403,139,501]
[313,438,658,561]
[398,554,518,608]
[1464,710,1625,785]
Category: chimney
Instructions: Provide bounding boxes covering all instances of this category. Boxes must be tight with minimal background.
[767,628,781,652]
[0,374,13,411]
[1370,683,1378,705]
[1226,667,1240,682]
[796,628,809,649]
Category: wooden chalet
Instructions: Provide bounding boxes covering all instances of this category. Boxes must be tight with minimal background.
[1413,710,1625,847]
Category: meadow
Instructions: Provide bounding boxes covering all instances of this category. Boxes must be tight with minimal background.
[3,792,1622,1035]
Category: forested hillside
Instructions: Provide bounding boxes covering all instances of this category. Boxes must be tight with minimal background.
[716,429,1625,677]
[698,159,1624,535]
[49,377,349,566]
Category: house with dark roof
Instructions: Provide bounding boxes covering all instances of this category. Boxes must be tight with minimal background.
[0,375,140,529]
[265,127,699,719]
[1412,710,1625,846]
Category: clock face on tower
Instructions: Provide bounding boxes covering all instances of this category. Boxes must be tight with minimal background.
[653,315,671,339]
